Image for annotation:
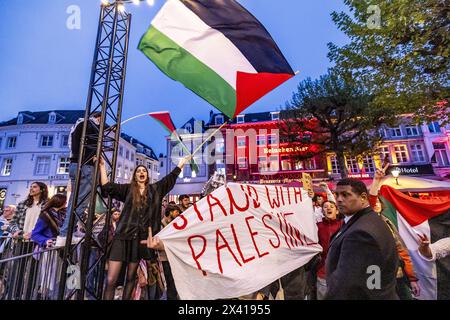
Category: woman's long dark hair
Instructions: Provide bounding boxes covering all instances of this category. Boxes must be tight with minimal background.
[130,165,149,210]
[24,182,49,207]
[40,194,67,234]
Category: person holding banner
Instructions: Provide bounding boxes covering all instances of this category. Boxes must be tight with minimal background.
[98,155,191,300]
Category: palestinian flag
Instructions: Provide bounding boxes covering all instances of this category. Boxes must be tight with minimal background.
[379,185,450,300]
[149,111,199,174]
[138,0,295,118]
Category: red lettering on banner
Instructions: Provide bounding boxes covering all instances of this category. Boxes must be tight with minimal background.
[230,223,255,264]
[173,214,188,230]
[207,193,228,222]
[193,202,204,222]
[282,213,297,247]
[286,187,292,205]
[266,186,280,209]
[216,229,242,274]
[245,216,269,258]
[247,185,261,208]
[188,235,207,276]
[293,227,305,246]
[262,214,281,249]
[293,187,302,203]
[227,187,250,215]
[276,213,291,249]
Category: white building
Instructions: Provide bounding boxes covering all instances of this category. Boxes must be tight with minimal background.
[164,118,210,203]
[0,110,160,207]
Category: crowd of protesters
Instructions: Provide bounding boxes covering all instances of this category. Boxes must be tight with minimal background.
[0,109,448,300]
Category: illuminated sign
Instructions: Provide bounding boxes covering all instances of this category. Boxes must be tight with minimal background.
[387,164,434,175]
[264,146,309,154]
[348,173,372,179]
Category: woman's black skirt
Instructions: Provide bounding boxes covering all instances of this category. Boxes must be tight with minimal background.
[108,238,153,263]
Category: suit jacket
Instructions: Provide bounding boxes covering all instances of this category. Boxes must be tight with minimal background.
[325,206,399,300]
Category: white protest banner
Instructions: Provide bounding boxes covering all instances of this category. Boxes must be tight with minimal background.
[157,183,322,300]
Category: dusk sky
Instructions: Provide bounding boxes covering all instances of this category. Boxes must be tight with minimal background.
[0,0,348,155]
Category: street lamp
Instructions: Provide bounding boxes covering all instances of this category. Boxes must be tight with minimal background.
[391,168,401,185]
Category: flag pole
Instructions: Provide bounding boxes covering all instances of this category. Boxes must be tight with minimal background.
[120,113,150,125]
[191,119,231,156]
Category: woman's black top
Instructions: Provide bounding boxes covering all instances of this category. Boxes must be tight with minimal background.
[102,167,181,241]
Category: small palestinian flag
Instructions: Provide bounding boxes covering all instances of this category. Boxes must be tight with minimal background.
[149,111,199,174]
[138,0,295,118]
[379,185,450,300]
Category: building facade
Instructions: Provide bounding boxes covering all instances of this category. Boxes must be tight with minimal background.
[207,111,327,185]
[163,118,210,203]
[0,110,160,208]
[326,117,450,181]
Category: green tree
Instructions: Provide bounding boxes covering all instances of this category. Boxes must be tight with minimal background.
[281,71,391,178]
[328,0,449,122]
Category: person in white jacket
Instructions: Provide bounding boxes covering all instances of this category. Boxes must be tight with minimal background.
[418,234,450,261]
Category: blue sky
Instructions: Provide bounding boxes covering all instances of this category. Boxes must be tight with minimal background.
[0,0,348,155]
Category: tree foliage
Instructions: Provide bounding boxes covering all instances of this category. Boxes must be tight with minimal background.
[328,0,449,122]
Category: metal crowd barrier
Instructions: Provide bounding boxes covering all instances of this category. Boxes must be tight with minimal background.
[0,237,64,300]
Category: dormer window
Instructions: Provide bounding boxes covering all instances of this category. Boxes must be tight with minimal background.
[185,123,192,133]
[215,115,224,125]
[237,115,245,124]
[271,112,280,121]
[48,112,56,124]
[17,114,24,124]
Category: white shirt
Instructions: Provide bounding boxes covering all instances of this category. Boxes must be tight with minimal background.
[418,236,450,261]
[313,206,324,223]
[23,202,41,234]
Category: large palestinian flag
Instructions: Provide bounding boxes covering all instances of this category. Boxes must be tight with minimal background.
[379,185,450,300]
[138,0,295,118]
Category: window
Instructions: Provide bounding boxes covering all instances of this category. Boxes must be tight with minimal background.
[390,127,402,137]
[185,123,192,133]
[124,166,129,179]
[6,136,17,149]
[428,122,441,134]
[237,115,245,124]
[215,115,224,125]
[130,153,135,162]
[117,164,122,178]
[238,157,247,169]
[1,158,13,176]
[405,126,419,136]
[295,160,303,170]
[281,156,292,171]
[267,134,278,145]
[154,164,158,171]
[362,156,375,173]
[256,135,266,146]
[237,136,246,148]
[330,156,340,174]
[35,156,51,175]
[394,145,408,163]
[40,135,54,147]
[216,159,226,174]
[379,146,391,163]
[125,150,130,160]
[17,114,24,124]
[269,155,279,171]
[379,128,386,138]
[0,137,2,149]
[216,140,225,153]
[258,156,268,172]
[411,144,425,162]
[433,143,449,166]
[57,157,70,174]
[48,113,56,124]
[61,135,69,147]
[119,146,123,157]
[346,157,360,173]
[304,159,316,170]
[271,112,280,121]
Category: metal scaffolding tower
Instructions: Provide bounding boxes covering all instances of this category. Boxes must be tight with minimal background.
[58,1,131,300]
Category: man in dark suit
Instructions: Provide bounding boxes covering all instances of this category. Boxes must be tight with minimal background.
[325,178,399,300]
